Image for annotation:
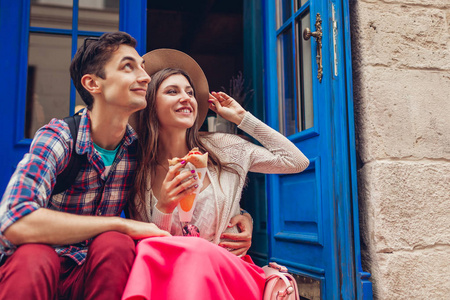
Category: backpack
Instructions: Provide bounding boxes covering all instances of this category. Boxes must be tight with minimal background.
[51,112,87,195]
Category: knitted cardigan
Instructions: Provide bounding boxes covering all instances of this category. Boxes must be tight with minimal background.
[132,112,310,245]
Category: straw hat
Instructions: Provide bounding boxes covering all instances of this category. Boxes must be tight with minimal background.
[142,49,209,127]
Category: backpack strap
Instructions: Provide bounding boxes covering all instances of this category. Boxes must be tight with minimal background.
[51,113,87,195]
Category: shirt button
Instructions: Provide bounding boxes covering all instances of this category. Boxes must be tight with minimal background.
[98,211,102,216]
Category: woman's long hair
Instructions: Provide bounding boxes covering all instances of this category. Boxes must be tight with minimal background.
[131,68,240,217]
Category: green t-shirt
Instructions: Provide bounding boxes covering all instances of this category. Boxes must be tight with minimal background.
[93,143,120,167]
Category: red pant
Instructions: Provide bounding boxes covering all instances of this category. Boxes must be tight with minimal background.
[0,231,135,300]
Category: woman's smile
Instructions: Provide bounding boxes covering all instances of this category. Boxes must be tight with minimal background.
[176,107,193,114]
[156,74,198,129]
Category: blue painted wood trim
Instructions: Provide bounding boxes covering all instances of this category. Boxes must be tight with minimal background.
[0,0,32,192]
[14,0,31,146]
[262,0,278,132]
[341,0,373,298]
[312,3,343,298]
[272,257,326,276]
[262,0,280,265]
[288,127,319,143]
[324,0,359,297]
[120,0,147,55]
[360,271,374,299]
[70,0,80,115]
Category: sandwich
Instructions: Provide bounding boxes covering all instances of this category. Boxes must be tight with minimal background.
[168,148,208,215]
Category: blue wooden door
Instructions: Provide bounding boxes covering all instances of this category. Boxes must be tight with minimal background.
[0,0,146,194]
[262,0,370,298]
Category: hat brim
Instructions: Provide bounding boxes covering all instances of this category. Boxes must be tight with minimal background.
[143,49,209,128]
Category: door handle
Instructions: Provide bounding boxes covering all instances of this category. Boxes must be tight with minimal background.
[303,13,323,83]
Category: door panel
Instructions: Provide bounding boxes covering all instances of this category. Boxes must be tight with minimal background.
[264,0,355,298]
[278,159,322,245]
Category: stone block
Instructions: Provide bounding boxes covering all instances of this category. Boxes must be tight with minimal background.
[351,2,449,70]
[373,246,450,299]
[358,161,450,253]
[354,67,450,162]
[360,0,450,8]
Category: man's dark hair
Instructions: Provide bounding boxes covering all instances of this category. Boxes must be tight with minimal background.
[70,31,137,109]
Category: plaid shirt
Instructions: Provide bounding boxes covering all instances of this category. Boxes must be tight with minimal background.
[0,109,138,265]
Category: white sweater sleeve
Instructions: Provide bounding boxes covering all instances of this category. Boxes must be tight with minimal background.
[151,201,173,232]
[209,111,309,174]
[132,185,173,232]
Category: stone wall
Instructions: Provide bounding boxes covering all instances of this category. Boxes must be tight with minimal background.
[349,0,450,299]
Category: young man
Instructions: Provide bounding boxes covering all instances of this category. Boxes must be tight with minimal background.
[0,32,170,299]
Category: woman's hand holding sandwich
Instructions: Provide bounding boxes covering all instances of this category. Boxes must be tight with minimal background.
[155,161,199,214]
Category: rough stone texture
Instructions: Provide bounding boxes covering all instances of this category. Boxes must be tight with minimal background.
[359,161,450,251]
[351,0,450,299]
[351,2,450,70]
[358,161,450,299]
[362,0,450,9]
[376,247,450,299]
[354,67,450,162]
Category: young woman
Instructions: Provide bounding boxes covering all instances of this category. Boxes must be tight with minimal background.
[122,49,309,300]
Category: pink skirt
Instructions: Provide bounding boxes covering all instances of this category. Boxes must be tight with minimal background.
[122,236,265,300]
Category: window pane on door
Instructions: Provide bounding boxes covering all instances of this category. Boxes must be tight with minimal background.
[276,0,292,29]
[30,0,73,29]
[277,27,296,136]
[78,0,120,32]
[296,12,313,131]
[296,0,308,10]
[25,33,71,138]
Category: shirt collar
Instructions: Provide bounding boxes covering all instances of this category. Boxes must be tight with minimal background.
[75,108,138,156]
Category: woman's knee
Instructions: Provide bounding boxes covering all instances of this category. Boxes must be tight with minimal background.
[186,237,220,254]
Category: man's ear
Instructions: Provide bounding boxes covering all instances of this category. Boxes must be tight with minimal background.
[81,74,101,94]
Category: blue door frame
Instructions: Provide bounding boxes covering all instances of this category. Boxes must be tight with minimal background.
[0,0,147,194]
[261,0,372,298]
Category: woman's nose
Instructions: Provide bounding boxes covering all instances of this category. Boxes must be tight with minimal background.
[179,91,191,102]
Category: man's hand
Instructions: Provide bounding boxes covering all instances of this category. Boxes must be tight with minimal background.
[219,212,253,257]
[120,218,171,239]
